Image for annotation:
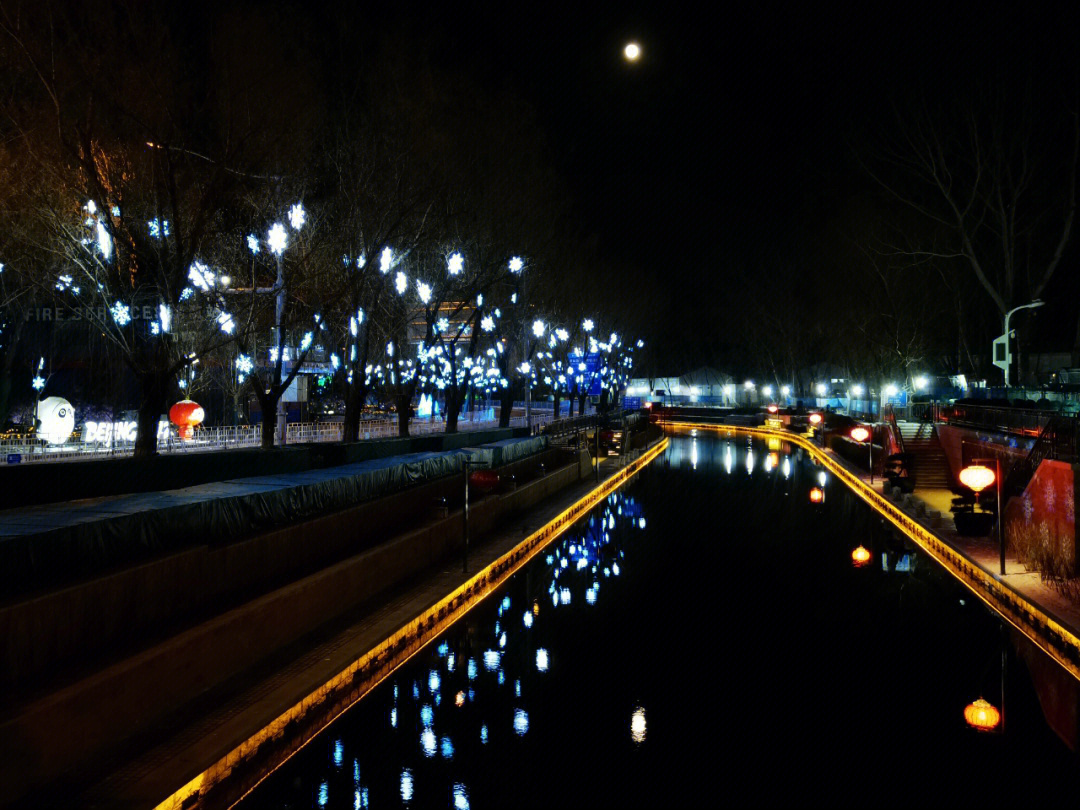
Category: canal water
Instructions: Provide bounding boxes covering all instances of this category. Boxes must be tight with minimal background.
[241,430,1080,808]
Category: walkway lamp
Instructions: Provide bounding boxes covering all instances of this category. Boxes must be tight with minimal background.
[960,459,1004,575]
[809,486,824,503]
[809,412,823,446]
[850,425,874,484]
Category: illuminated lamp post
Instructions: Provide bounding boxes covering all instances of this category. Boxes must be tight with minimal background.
[850,425,873,484]
[809,412,823,446]
[809,486,824,503]
[851,545,871,567]
[960,459,1003,575]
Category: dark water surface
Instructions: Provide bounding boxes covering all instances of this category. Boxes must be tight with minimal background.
[240,431,1080,807]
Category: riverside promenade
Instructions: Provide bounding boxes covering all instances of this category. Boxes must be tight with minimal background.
[2,431,666,810]
[667,421,1080,685]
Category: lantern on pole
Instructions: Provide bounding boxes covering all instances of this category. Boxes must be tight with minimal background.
[169,399,205,440]
[961,459,1004,575]
[850,426,874,484]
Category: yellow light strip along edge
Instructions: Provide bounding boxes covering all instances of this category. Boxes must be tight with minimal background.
[669,421,1080,684]
[153,438,669,810]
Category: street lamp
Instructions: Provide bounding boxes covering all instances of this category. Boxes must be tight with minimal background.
[996,300,1044,387]
[851,425,874,484]
[960,459,1004,575]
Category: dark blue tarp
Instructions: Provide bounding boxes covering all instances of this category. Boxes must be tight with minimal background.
[0,449,472,595]
[463,436,547,467]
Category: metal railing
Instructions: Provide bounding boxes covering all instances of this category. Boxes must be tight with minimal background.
[940,402,1059,437]
[0,411,553,465]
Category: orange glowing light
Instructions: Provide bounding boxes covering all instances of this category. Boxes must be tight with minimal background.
[809,487,824,503]
[852,545,871,566]
[455,691,466,707]
[850,426,871,443]
[809,413,822,426]
[168,399,205,440]
[533,601,540,616]
[767,404,778,414]
[959,464,996,493]
[964,698,1001,732]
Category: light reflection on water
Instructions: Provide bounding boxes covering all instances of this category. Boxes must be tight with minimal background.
[241,433,1080,807]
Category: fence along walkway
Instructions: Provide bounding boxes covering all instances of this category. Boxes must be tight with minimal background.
[0,412,552,465]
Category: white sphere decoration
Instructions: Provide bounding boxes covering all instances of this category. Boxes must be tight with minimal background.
[36,396,75,445]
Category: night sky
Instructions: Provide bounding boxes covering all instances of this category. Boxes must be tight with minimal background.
[356,4,1074,360]
[32,1,1080,371]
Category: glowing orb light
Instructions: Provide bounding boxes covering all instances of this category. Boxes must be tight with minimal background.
[964,698,1001,732]
[809,413,822,426]
[766,404,778,414]
[850,426,871,443]
[169,399,205,440]
[959,464,995,493]
[624,42,641,61]
[36,396,74,444]
[809,487,824,504]
[851,545,872,567]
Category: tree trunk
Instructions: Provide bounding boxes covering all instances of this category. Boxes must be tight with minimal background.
[445,385,460,434]
[499,386,514,428]
[395,393,412,437]
[342,381,368,443]
[552,390,562,421]
[261,398,278,449]
[0,371,11,432]
[578,392,588,416]
[133,371,169,458]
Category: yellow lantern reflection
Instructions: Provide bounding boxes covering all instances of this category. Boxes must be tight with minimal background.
[852,545,871,567]
[964,698,1001,732]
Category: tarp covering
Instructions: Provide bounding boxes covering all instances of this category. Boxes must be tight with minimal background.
[463,435,548,467]
[0,448,473,595]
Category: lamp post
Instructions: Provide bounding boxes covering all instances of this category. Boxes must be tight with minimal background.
[462,458,475,572]
[851,425,873,484]
[1003,300,1045,387]
[960,458,1003,575]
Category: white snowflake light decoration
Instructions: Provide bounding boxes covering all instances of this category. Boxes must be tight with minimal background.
[267,223,288,255]
[288,203,306,230]
[111,301,131,326]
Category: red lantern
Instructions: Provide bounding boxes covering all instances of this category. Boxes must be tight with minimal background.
[169,399,205,440]
[959,464,995,493]
[809,413,822,426]
[850,426,870,443]
[851,545,871,567]
[809,487,824,503]
[469,469,500,493]
[964,698,1001,732]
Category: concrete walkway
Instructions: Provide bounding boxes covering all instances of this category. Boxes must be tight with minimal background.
[856,471,1080,642]
[52,445,659,809]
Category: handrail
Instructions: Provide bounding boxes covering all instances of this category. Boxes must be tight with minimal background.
[884,404,905,454]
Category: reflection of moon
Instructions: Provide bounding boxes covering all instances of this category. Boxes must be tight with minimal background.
[37,396,75,445]
[624,42,641,61]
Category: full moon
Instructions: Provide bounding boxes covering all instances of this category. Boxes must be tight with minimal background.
[623,42,641,62]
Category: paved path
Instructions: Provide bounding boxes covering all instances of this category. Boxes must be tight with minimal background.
[858,473,1080,642]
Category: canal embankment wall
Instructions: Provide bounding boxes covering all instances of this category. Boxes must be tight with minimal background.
[0,426,527,510]
[0,444,571,687]
[0,442,601,806]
